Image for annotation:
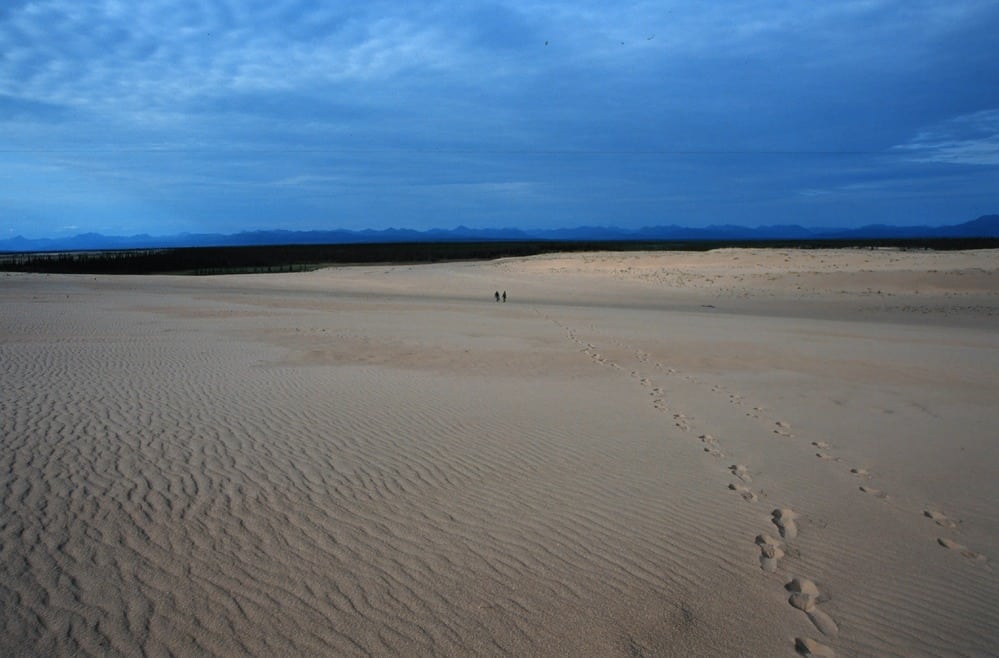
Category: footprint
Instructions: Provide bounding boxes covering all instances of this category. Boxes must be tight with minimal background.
[937,538,987,562]
[729,464,752,482]
[786,577,820,610]
[859,485,888,499]
[849,467,869,476]
[815,452,834,461]
[786,577,838,637]
[806,607,840,637]
[923,510,956,528]
[772,508,799,540]
[699,435,724,457]
[794,637,836,656]
[728,483,757,502]
[755,533,784,572]
[811,441,829,449]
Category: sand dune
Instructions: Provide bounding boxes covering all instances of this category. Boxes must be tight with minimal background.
[2,248,997,656]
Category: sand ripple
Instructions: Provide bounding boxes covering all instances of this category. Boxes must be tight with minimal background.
[2,258,997,657]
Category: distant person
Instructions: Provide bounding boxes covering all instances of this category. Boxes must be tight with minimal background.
[502,291,506,302]
[495,291,500,302]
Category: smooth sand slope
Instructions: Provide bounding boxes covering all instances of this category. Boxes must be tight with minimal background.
[1,248,997,657]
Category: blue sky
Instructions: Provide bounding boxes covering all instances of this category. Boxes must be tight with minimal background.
[2,1,998,239]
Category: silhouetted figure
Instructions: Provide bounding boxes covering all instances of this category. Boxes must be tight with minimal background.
[495,291,500,302]
[502,291,506,303]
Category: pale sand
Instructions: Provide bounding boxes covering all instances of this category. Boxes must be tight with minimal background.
[1,248,997,657]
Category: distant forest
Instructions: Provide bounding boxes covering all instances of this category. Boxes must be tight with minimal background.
[2,238,997,275]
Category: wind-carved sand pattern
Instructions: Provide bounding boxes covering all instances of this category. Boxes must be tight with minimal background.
[734,383,991,576]
[545,307,994,656]
[724,346,992,579]
[548,318,855,652]
[549,321,769,515]
[552,315,859,652]
[8,296,804,656]
[547,312,866,656]
[531,248,997,654]
[5,249,999,656]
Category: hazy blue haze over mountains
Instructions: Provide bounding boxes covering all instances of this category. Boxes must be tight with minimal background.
[2,216,997,253]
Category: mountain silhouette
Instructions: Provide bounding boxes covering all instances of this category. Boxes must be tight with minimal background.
[2,215,997,253]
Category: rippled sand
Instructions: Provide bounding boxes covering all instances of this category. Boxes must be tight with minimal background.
[2,249,997,656]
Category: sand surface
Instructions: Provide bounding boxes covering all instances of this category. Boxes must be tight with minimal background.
[2,248,997,657]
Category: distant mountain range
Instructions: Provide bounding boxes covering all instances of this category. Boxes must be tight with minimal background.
[2,215,997,253]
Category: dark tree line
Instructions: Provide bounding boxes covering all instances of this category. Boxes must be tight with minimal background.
[2,238,996,275]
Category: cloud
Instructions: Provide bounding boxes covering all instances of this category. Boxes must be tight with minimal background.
[893,110,999,165]
[0,93,72,121]
[413,180,537,198]
[4,1,992,142]
[1,1,997,237]
[0,1,460,116]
